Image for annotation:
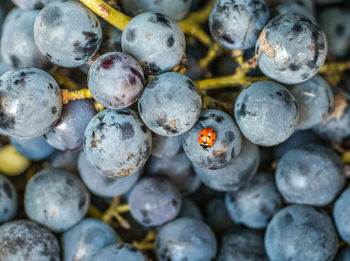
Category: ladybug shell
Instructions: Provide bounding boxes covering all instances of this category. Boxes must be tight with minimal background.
[199,128,216,149]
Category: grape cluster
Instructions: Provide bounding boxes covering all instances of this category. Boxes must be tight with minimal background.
[1,0,350,260]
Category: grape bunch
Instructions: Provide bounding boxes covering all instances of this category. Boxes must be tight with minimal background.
[0,0,350,260]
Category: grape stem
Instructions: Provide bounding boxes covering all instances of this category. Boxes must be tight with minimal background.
[52,71,80,90]
[132,230,157,251]
[102,197,131,229]
[61,89,93,104]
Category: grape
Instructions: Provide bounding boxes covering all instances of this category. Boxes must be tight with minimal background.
[234,81,299,146]
[273,3,314,20]
[290,75,333,130]
[151,133,182,158]
[121,12,185,74]
[319,8,350,57]
[24,168,90,232]
[83,108,151,178]
[333,187,350,244]
[62,218,118,261]
[183,109,242,169]
[209,0,269,50]
[204,197,234,235]
[335,247,350,261]
[155,217,217,261]
[0,68,62,138]
[0,54,13,76]
[265,205,338,261]
[95,243,147,261]
[274,129,322,159]
[128,177,182,226]
[49,149,79,172]
[78,151,141,198]
[256,14,327,84]
[138,72,201,136]
[146,152,201,195]
[121,0,192,21]
[34,0,102,67]
[88,52,144,109]
[178,198,203,220]
[10,135,55,160]
[193,138,259,191]
[225,172,282,229]
[0,220,60,261]
[217,226,268,261]
[44,100,96,151]
[1,8,50,69]
[276,143,345,206]
[0,174,17,223]
[12,0,54,9]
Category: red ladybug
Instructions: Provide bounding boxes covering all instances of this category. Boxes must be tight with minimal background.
[199,127,216,150]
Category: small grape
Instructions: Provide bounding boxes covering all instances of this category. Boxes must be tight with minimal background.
[155,217,217,261]
[138,72,201,136]
[128,177,182,226]
[122,12,185,74]
[62,218,118,261]
[209,0,269,50]
[44,100,96,151]
[0,174,17,223]
[88,52,144,109]
[333,188,350,244]
[34,0,102,67]
[265,205,338,261]
[234,81,299,146]
[83,108,152,178]
[24,168,90,232]
[95,243,147,261]
[0,68,62,138]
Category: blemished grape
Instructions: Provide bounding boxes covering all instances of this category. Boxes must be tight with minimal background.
[34,0,102,67]
[12,0,54,9]
[0,220,60,261]
[0,174,17,223]
[128,177,182,226]
[146,152,201,195]
[151,133,182,158]
[335,248,350,261]
[62,218,118,261]
[121,0,192,21]
[265,205,338,261]
[24,168,90,232]
[138,72,201,136]
[217,226,268,261]
[209,0,269,50]
[289,74,333,130]
[333,188,350,244]
[95,243,147,261]
[121,12,185,74]
[256,14,327,84]
[178,198,203,220]
[319,8,350,57]
[193,138,259,191]
[78,151,141,198]
[0,68,62,138]
[1,8,50,69]
[10,135,55,161]
[276,143,345,206]
[44,100,96,151]
[225,172,282,229]
[183,109,242,169]
[234,81,299,146]
[88,52,144,109]
[83,108,152,178]
[155,217,217,261]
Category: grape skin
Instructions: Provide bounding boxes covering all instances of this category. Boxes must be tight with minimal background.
[95,243,147,261]
[12,0,54,10]
[333,188,350,244]
[0,174,17,223]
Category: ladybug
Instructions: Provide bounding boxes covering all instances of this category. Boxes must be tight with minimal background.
[199,127,216,150]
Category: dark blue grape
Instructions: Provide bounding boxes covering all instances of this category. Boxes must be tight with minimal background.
[62,218,118,261]
[128,177,182,226]
[274,2,314,20]
[335,247,350,261]
[12,0,54,9]
[151,133,182,158]
[0,174,17,223]
[209,0,269,50]
[276,143,345,206]
[333,187,350,244]
[95,243,146,261]
[155,217,217,261]
[45,100,96,151]
[83,108,152,178]
[0,220,60,261]
[235,81,299,146]
[265,205,338,261]
[25,168,90,232]
[49,149,80,172]
[178,198,203,220]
